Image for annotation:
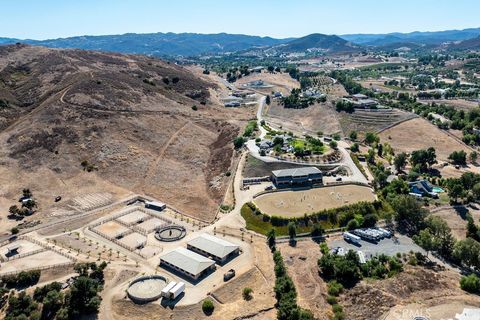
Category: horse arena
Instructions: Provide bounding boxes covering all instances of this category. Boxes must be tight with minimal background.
[88,206,176,257]
[253,185,376,217]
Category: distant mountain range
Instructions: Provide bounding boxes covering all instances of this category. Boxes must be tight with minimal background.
[341,27,480,47]
[0,32,291,57]
[1,27,480,57]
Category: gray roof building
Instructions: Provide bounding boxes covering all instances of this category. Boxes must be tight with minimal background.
[271,167,323,187]
[272,167,321,178]
[187,234,239,263]
[160,247,215,280]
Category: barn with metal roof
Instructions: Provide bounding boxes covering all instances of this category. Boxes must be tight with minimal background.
[159,247,215,281]
[187,233,240,264]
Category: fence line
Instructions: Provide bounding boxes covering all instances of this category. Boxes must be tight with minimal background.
[20,235,77,262]
[252,181,372,199]
[0,261,75,277]
[88,227,147,254]
[5,248,47,261]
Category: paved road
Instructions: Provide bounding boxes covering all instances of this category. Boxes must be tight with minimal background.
[244,96,368,184]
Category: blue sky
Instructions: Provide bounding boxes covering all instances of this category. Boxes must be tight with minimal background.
[1,0,479,39]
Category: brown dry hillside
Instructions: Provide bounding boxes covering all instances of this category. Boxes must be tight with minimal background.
[0,44,249,225]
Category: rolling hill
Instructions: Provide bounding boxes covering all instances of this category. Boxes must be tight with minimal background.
[449,36,480,50]
[0,44,248,222]
[0,33,291,57]
[275,33,361,53]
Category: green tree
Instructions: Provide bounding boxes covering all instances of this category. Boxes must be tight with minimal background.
[349,131,357,141]
[377,144,383,157]
[392,195,427,234]
[350,143,359,152]
[41,290,64,320]
[267,228,276,250]
[460,274,480,293]
[242,287,253,301]
[410,147,437,172]
[453,238,480,270]
[311,223,324,237]
[329,140,338,149]
[425,216,455,258]
[68,276,102,317]
[22,188,32,198]
[394,152,408,172]
[470,151,478,164]
[366,149,376,164]
[365,132,379,145]
[288,222,296,240]
[266,95,271,105]
[448,183,466,203]
[448,150,467,165]
[346,219,359,230]
[233,136,245,149]
[473,183,480,200]
[9,205,19,216]
[202,299,215,315]
[413,229,437,259]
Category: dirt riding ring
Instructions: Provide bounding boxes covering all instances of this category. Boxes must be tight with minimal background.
[155,225,186,242]
[127,275,167,303]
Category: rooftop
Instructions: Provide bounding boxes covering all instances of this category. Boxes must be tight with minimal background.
[160,247,215,276]
[187,233,239,259]
[145,200,166,208]
[272,167,322,178]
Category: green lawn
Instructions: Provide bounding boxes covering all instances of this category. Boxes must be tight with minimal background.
[240,203,333,236]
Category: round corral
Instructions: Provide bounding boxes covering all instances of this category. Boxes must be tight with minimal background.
[155,225,186,242]
[127,275,167,303]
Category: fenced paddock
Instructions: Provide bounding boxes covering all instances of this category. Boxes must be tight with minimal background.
[87,205,175,254]
[137,218,170,234]
[118,233,147,249]
[0,239,44,261]
[116,210,151,226]
[94,221,131,239]
[0,250,74,275]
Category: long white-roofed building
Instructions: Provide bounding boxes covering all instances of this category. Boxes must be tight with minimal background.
[187,233,240,264]
[159,247,215,281]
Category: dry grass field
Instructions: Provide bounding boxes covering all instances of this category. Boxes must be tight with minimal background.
[341,266,480,320]
[431,207,469,240]
[379,118,472,161]
[278,240,330,319]
[253,185,376,217]
[235,71,300,96]
[0,45,252,232]
[266,101,343,136]
[419,98,480,111]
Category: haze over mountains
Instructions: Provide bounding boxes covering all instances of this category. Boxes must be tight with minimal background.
[1,27,480,57]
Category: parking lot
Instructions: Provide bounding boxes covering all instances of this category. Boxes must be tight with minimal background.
[328,234,426,259]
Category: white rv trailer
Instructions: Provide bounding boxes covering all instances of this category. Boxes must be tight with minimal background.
[343,232,361,244]
[161,281,177,298]
[169,282,185,300]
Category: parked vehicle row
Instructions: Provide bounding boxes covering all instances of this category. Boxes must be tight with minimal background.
[351,227,392,242]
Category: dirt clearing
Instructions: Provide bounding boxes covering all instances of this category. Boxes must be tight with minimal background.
[254,185,376,217]
[278,240,330,320]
